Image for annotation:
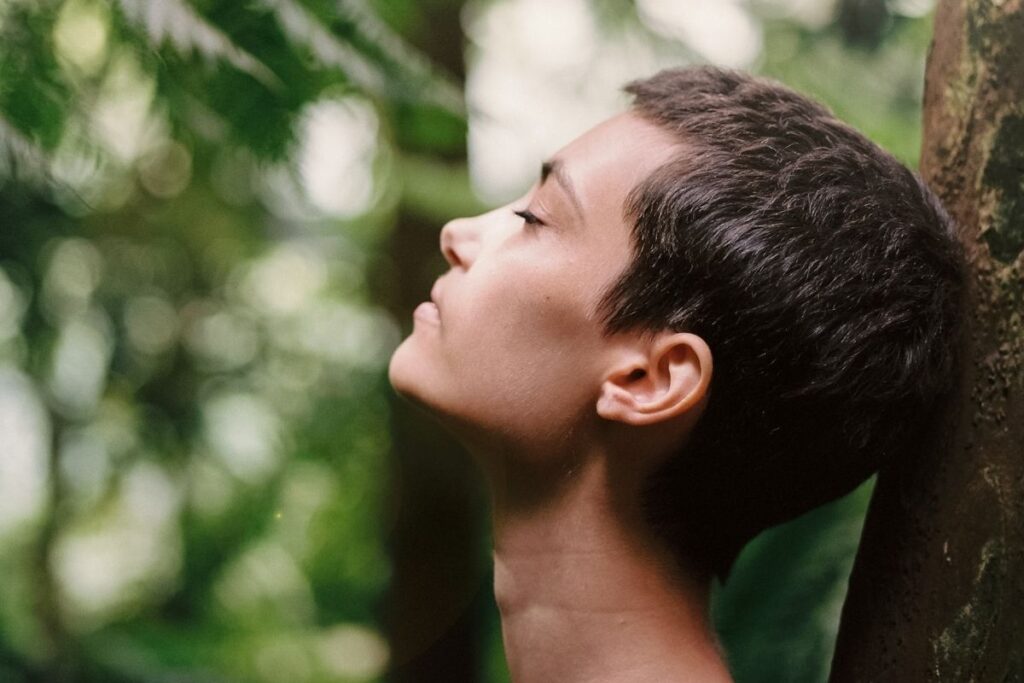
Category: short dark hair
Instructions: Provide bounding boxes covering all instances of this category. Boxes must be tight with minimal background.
[596,66,967,582]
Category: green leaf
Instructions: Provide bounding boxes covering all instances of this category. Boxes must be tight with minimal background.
[0,1,72,151]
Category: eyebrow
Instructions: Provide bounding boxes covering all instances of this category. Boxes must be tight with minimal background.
[540,158,584,220]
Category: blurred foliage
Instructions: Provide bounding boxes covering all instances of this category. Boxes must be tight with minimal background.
[713,479,876,683]
[0,1,464,681]
[0,0,936,681]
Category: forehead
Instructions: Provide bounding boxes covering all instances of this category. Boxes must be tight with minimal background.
[541,113,681,315]
[552,112,681,222]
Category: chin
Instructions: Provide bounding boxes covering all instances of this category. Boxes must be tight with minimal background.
[387,342,483,445]
[387,339,420,397]
[388,340,446,412]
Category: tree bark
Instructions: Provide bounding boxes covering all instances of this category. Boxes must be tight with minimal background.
[830,1,1024,681]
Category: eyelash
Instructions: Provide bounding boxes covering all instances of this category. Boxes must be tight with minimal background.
[514,209,542,228]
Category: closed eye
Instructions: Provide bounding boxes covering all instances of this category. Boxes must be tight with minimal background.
[514,209,543,227]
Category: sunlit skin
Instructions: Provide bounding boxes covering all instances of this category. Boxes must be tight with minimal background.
[389,112,734,683]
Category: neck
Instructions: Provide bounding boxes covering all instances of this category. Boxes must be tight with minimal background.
[486,452,733,683]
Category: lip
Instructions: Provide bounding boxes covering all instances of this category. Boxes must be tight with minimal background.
[413,301,441,325]
[429,281,443,310]
[411,280,443,326]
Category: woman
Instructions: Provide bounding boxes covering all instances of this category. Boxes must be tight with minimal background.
[388,65,965,683]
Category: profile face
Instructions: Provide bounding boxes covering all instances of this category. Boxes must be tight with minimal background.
[388,112,681,454]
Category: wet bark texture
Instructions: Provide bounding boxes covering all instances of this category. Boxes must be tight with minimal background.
[830,1,1024,681]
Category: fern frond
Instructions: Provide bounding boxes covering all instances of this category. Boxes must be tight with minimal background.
[334,0,464,113]
[258,0,463,114]
[116,0,282,91]
[259,0,387,94]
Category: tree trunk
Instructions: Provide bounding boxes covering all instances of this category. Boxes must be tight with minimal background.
[376,2,492,682]
[830,1,1024,681]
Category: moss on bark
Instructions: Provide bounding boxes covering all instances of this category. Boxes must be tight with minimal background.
[831,1,1024,681]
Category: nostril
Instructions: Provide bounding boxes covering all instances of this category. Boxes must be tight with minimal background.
[440,220,467,268]
[443,243,460,267]
[440,224,452,258]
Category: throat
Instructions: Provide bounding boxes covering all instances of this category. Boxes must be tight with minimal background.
[489,460,732,683]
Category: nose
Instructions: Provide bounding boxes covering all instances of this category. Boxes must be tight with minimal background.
[439,216,479,269]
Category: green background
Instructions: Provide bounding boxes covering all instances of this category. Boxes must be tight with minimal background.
[0,0,935,680]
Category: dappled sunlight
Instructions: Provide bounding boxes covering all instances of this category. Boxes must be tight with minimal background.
[256,95,384,224]
[0,368,50,537]
[53,460,183,630]
[203,392,282,486]
[241,242,328,315]
[317,623,390,680]
[58,424,113,514]
[213,539,316,626]
[123,293,179,355]
[91,50,161,165]
[636,0,763,68]
[53,0,109,75]
[41,238,103,321]
[475,0,597,72]
[47,312,113,417]
[271,300,400,369]
[465,0,704,203]
[298,98,380,218]
[183,303,260,371]
[891,0,937,17]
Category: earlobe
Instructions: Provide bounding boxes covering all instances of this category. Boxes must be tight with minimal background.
[596,333,712,427]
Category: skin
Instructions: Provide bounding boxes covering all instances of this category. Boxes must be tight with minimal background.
[388,112,734,683]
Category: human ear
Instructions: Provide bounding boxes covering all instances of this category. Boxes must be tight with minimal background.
[596,332,712,427]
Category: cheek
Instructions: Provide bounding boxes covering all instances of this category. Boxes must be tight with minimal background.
[456,267,582,350]
[447,270,601,401]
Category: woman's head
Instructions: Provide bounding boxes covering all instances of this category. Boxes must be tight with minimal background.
[388,110,705,468]
[389,65,967,582]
